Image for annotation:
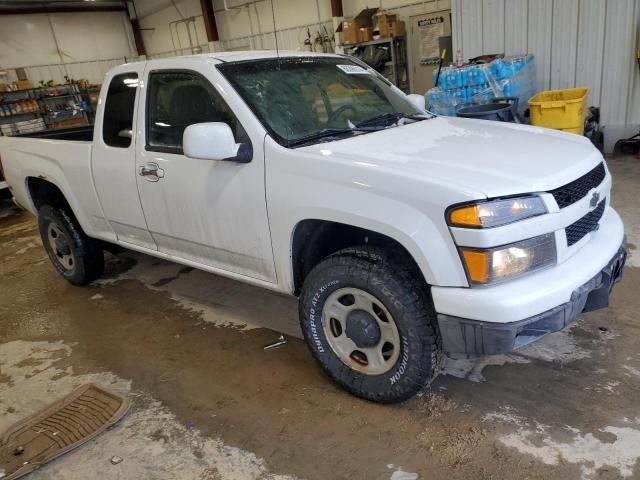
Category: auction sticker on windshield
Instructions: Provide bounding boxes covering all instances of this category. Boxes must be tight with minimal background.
[337,64,370,75]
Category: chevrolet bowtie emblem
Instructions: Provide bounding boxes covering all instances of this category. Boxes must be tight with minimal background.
[590,191,600,208]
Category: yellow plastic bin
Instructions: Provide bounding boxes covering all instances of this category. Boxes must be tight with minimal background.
[528,87,589,135]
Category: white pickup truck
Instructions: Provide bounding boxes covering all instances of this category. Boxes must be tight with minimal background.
[0,52,626,403]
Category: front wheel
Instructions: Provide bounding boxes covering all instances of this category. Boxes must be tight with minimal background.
[299,247,439,403]
[38,205,104,286]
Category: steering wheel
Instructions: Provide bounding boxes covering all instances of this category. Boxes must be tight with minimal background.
[327,104,357,124]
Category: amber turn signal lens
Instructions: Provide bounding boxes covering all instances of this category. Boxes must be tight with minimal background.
[449,205,482,227]
[461,250,489,284]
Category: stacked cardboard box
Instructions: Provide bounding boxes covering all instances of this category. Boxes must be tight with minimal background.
[338,9,406,45]
[375,13,405,38]
[339,7,378,45]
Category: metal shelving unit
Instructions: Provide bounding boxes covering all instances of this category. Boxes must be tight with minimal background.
[0,83,90,136]
[343,37,409,92]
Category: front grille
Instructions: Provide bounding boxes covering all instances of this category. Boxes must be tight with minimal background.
[549,163,606,208]
[565,200,605,246]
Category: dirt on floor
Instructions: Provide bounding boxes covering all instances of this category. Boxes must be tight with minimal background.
[1,157,640,480]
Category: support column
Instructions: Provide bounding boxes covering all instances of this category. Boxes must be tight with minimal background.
[330,0,343,18]
[331,0,344,53]
[200,0,221,52]
[126,1,146,57]
[130,18,147,57]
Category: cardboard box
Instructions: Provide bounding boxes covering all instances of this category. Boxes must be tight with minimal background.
[358,27,373,43]
[338,7,378,44]
[377,13,405,38]
[0,83,7,93]
[375,13,396,36]
[13,80,33,90]
[389,20,405,37]
[341,18,358,45]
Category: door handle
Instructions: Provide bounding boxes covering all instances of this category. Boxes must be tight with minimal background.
[138,163,164,181]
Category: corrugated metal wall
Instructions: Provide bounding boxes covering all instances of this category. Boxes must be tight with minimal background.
[452,0,640,128]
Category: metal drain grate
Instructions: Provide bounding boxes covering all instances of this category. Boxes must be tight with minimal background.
[0,384,129,480]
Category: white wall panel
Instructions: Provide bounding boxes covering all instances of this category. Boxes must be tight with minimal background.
[482,0,505,54]
[575,0,605,107]
[600,0,637,126]
[50,12,134,62]
[139,0,207,55]
[0,12,133,69]
[526,0,552,91]
[504,0,527,55]
[460,0,484,59]
[549,0,578,90]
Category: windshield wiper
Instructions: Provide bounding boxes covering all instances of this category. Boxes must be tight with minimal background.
[288,127,381,147]
[356,112,431,128]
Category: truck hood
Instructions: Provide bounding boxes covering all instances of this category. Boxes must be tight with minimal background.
[299,116,603,199]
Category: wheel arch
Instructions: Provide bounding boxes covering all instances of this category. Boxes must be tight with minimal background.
[27,176,73,212]
[290,219,429,295]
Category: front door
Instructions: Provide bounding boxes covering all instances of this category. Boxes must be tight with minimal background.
[134,64,277,283]
[409,11,452,94]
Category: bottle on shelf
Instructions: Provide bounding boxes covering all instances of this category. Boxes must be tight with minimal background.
[455,49,464,67]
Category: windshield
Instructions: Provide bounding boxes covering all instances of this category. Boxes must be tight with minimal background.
[217,57,423,147]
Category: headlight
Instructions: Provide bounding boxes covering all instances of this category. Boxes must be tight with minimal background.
[448,196,547,228]
[460,234,556,285]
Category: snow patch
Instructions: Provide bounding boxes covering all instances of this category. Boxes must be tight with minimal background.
[500,425,640,478]
[0,340,297,480]
[442,354,529,382]
[622,365,640,378]
[387,465,419,480]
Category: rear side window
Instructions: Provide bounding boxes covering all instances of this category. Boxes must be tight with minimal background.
[146,70,240,154]
[103,73,138,148]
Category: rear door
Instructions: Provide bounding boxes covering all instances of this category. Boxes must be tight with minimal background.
[92,66,157,250]
[133,60,276,283]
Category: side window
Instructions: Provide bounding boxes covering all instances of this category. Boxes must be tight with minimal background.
[146,71,240,154]
[103,73,138,148]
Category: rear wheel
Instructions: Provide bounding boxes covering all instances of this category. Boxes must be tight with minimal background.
[38,205,104,286]
[299,247,439,403]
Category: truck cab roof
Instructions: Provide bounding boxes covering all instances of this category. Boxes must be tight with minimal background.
[119,51,342,71]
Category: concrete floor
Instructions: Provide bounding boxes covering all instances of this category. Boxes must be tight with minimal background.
[1,156,640,480]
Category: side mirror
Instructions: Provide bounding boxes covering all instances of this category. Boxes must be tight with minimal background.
[183,122,250,162]
[407,94,426,112]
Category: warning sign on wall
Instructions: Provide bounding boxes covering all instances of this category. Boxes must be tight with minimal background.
[418,16,445,65]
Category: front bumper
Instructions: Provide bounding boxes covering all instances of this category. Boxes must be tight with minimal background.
[438,244,626,356]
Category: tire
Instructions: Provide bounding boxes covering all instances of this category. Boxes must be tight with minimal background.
[299,246,439,403]
[38,205,104,286]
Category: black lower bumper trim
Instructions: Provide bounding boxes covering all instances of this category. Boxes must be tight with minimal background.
[438,245,627,356]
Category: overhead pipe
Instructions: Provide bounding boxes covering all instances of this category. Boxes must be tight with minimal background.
[169,16,203,54]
